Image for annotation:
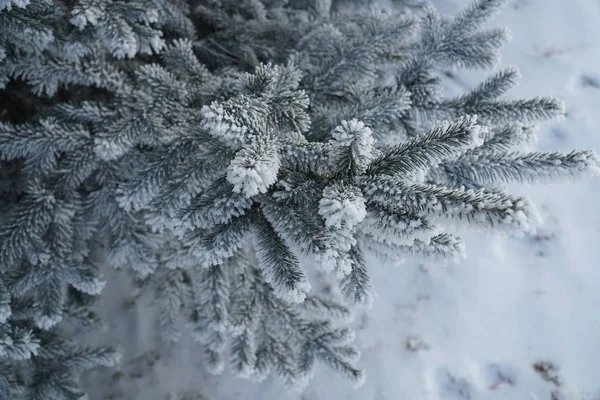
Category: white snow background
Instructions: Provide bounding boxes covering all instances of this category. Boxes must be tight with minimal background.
[82,0,600,399]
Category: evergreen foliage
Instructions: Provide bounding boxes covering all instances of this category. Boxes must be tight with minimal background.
[0,0,598,397]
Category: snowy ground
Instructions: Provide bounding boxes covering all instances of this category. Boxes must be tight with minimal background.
[83,1,600,399]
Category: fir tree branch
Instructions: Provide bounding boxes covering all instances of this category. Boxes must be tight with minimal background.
[367,116,482,178]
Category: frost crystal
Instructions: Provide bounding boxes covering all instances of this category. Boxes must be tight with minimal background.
[329,119,375,175]
[319,183,367,229]
[227,138,280,197]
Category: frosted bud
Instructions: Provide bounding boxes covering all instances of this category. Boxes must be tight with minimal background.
[227,138,280,198]
[329,119,375,175]
[319,183,366,229]
[201,103,247,149]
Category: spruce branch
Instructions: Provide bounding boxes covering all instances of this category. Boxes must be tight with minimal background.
[252,215,311,303]
[367,115,483,178]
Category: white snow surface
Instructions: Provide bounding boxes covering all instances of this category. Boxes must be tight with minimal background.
[82,1,600,399]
